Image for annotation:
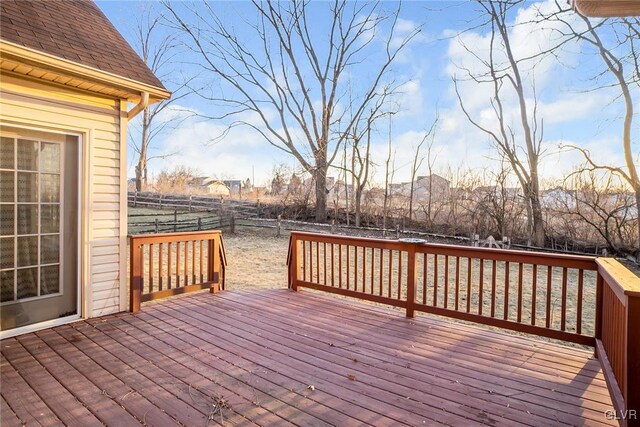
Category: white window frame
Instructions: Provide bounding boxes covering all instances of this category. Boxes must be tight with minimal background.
[0,124,83,340]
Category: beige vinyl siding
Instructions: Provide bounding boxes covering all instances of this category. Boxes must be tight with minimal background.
[0,72,127,317]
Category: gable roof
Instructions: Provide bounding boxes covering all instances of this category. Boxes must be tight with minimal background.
[0,0,165,91]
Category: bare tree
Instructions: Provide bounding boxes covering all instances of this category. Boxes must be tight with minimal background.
[165,1,419,222]
[454,1,546,247]
[383,115,396,232]
[545,7,640,251]
[131,6,191,192]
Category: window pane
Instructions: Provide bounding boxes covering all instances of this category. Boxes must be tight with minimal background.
[0,171,14,202]
[0,237,13,269]
[17,205,38,235]
[40,142,60,173]
[1,270,14,302]
[17,236,38,267]
[40,235,59,265]
[0,137,14,169]
[0,205,13,236]
[17,267,38,299]
[40,174,60,203]
[17,139,38,171]
[41,204,60,233]
[40,265,59,295]
[17,172,38,202]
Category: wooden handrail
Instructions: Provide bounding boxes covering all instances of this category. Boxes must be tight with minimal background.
[129,231,226,312]
[288,231,599,344]
[595,258,640,426]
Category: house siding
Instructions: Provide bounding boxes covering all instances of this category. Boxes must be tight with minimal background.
[0,72,127,318]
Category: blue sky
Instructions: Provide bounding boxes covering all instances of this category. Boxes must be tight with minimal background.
[97,1,636,188]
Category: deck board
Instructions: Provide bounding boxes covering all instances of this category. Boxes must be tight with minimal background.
[1,289,616,426]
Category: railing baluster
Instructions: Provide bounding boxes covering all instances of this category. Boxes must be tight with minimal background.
[478,259,484,316]
[444,255,449,309]
[346,244,350,290]
[531,265,537,326]
[370,247,375,295]
[338,244,343,288]
[158,243,164,291]
[576,269,584,335]
[517,263,523,323]
[454,256,460,311]
[433,255,439,306]
[379,248,383,296]
[316,241,320,284]
[330,243,335,287]
[354,245,359,292]
[387,249,392,298]
[192,240,196,285]
[491,259,497,318]
[323,242,327,286]
[302,240,306,282]
[148,243,154,294]
[423,253,428,305]
[504,262,510,320]
[199,240,204,283]
[184,239,189,286]
[168,242,172,289]
[466,258,471,313]
[362,246,367,293]
[546,266,552,328]
[561,267,568,331]
[176,241,181,287]
[397,250,403,301]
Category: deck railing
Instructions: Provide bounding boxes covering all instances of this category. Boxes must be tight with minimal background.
[287,231,639,424]
[595,258,640,426]
[129,230,226,312]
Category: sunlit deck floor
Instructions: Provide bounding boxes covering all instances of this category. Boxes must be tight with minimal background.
[1,289,615,426]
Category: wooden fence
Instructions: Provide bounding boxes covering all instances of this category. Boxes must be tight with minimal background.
[129,231,226,312]
[287,231,639,423]
[129,191,259,217]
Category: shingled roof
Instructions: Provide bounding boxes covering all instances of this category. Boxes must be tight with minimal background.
[0,0,165,90]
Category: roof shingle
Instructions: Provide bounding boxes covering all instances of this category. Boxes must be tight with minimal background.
[0,0,165,90]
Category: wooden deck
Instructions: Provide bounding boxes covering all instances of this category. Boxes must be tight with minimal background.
[1,289,616,426]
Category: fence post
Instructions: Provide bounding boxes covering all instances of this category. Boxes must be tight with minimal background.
[129,237,142,312]
[189,195,193,212]
[396,225,400,239]
[173,210,177,232]
[277,215,282,237]
[331,219,336,234]
[230,213,236,233]
[198,217,202,231]
[133,190,137,207]
[154,218,159,234]
[406,243,417,318]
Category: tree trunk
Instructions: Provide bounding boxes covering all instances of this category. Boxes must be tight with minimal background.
[635,189,640,257]
[314,160,328,222]
[530,193,545,247]
[355,189,362,227]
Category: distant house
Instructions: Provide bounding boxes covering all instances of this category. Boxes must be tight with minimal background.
[541,187,578,210]
[0,1,170,338]
[205,180,231,197]
[389,174,450,200]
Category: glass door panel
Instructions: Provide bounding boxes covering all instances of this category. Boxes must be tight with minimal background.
[0,127,79,332]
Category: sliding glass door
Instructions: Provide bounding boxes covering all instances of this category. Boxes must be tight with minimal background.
[0,126,79,332]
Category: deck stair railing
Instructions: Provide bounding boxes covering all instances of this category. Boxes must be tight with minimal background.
[287,231,639,425]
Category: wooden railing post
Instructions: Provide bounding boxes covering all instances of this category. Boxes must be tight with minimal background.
[625,294,640,423]
[406,244,416,318]
[210,234,221,293]
[129,237,143,313]
[289,235,299,292]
